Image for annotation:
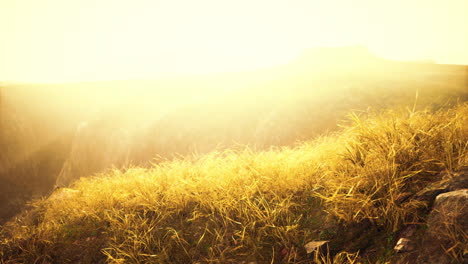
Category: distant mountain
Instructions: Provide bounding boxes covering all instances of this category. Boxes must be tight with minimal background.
[292,46,379,67]
[299,45,376,60]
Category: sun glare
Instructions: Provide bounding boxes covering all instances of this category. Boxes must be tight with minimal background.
[0,0,467,83]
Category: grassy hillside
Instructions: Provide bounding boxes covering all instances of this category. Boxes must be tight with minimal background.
[1,60,465,223]
[1,103,466,263]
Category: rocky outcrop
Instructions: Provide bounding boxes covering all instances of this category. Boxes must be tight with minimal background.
[391,169,468,264]
[417,189,468,264]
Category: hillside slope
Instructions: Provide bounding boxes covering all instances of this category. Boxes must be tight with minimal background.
[1,103,466,263]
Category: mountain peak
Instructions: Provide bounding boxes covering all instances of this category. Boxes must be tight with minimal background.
[293,45,378,66]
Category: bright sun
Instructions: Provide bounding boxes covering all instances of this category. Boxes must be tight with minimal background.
[0,0,467,83]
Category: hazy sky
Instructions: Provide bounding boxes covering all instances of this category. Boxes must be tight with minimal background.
[1,0,467,83]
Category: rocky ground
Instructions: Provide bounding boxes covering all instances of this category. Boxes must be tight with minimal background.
[389,169,467,264]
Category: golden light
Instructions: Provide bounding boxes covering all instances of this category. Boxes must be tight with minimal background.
[1,0,467,83]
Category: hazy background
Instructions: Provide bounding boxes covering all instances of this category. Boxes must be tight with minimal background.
[1,0,468,83]
[1,0,468,227]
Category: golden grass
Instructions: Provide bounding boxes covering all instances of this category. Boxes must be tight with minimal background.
[1,103,467,263]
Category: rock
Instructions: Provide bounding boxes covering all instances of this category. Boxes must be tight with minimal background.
[417,189,468,264]
[434,188,468,204]
[410,169,468,209]
[391,189,468,264]
[394,238,415,253]
[304,240,329,254]
[398,225,417,238]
